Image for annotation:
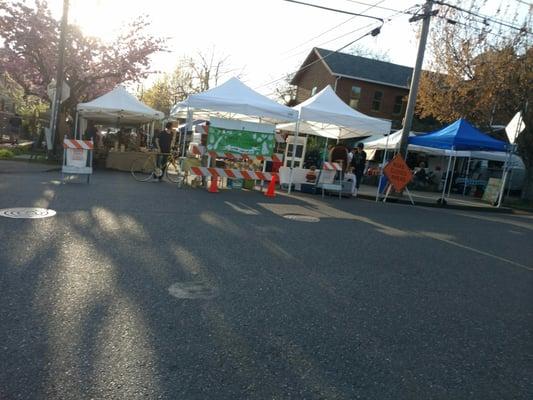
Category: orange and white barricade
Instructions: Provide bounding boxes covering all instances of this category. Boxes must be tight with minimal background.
[62,139,93,183]
[189,145,283,163]
[189,167,278,182]
[322,162,342,171]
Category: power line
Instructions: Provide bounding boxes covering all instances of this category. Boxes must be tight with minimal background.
[281,0,388,56]
[259,3,420,95]
[342,0,417,15]
[281,3,418,62]
[255,27,382,92]
[433,0,531,34]
[282,0,384,23]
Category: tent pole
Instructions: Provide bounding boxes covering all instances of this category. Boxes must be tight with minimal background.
[447,153,457,198]
[182,104,192,158]
[496,145,514,207]
[463,156,470,196]
[441,149,453,202]
[376,132,391,202]
[74,111,79,139]
[506,168,514,198]
[287,118,300,194]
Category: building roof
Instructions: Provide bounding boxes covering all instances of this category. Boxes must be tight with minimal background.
[292,48,414,89]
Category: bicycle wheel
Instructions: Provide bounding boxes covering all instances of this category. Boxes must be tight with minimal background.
[131,156,156,181]
[165,157,182,183]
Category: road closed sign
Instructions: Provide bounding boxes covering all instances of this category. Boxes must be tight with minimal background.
[383,154,413,192]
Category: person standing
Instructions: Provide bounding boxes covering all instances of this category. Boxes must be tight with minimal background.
[154,122,174,181]
[350,142,367,196]
[347,147,356,169]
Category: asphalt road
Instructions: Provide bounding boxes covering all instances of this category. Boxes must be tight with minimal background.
[1,163,532,399]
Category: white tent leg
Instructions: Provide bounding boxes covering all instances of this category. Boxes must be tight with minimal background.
[497,148,513,207]
[376,133,391,202]
[447,154,457,198]
[287,118,300,194]
[182,106,193,158]
[506,168,514,198]
[463,157,470,196]
[440,150,453,203]
[74,112,79,139]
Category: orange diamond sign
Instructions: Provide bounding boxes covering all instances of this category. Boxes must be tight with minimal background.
[383,154,413,192]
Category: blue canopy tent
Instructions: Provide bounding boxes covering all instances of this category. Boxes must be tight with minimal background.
[409,118,507,151]
[408,119,509,203]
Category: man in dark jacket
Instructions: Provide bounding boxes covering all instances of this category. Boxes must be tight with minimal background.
[350,142,367,193]
[154,122,174,181]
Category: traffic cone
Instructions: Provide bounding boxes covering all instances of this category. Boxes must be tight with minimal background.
[264,175,276,198]
[208,176,218,193]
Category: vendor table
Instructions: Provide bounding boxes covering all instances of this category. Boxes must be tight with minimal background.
[106,151,152,172]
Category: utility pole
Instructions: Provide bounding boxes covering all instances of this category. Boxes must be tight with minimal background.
[49,0,69,156]
[398,0,434,158]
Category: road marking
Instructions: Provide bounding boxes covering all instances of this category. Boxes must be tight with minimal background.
[420,231,533,272]
[283,214,320,222]
[168,282,218,299]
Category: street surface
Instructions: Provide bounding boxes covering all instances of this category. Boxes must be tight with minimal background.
[1,162,532,399]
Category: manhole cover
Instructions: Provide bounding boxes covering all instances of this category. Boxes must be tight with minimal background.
[283,214,320,222]
[168,282,218,299]
[0,208,56,219]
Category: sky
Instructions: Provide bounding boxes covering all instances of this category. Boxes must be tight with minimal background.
[46,0,531,97]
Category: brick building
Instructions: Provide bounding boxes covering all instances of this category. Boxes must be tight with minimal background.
[291,48,414,130]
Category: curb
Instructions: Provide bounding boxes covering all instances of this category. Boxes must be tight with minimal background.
[356,193,513,213]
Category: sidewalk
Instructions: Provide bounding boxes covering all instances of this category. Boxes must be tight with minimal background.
[355,184,513,213]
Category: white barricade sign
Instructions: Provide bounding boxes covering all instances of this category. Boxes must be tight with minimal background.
[62,139,93,181]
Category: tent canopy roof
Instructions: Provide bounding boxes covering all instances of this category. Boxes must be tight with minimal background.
[279,85,391,139]
[77,86,164,124]
[170,77,298,122]
[409,119,507,151]
[363,130,415,149]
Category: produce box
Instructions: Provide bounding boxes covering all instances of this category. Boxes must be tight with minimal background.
[243,179,254,190]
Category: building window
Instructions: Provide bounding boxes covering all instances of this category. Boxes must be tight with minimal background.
[349,86,361,109]
[311,86,317,96]
[393,95,405,115]
[371,91,383,111]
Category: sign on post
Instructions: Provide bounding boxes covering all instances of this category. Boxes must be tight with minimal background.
[383,154,413,192]
[47,80,70,103]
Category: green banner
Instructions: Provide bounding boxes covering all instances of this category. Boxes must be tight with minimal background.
[207,126,274,156]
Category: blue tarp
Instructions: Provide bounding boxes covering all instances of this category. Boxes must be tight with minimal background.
[408,119,507,151]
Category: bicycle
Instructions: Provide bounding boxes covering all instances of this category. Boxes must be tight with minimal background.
[130,150,184,184]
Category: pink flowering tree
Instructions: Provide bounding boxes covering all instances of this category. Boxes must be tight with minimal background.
[0,0,166,118]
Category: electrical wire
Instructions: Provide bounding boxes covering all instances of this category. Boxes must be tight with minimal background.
[342,0,418,14]
[255,27,382,92]
[281,3,418,62]
[282,0,384,22]
[281,0,389,55]
[433,0,531,34]
[258,3,420,95]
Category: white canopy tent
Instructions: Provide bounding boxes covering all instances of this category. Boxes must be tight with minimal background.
[169,77,298,161]
[278,85,391,140]
[276,85,392,193]
[169,77,298,123]
[76,86,164,139]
